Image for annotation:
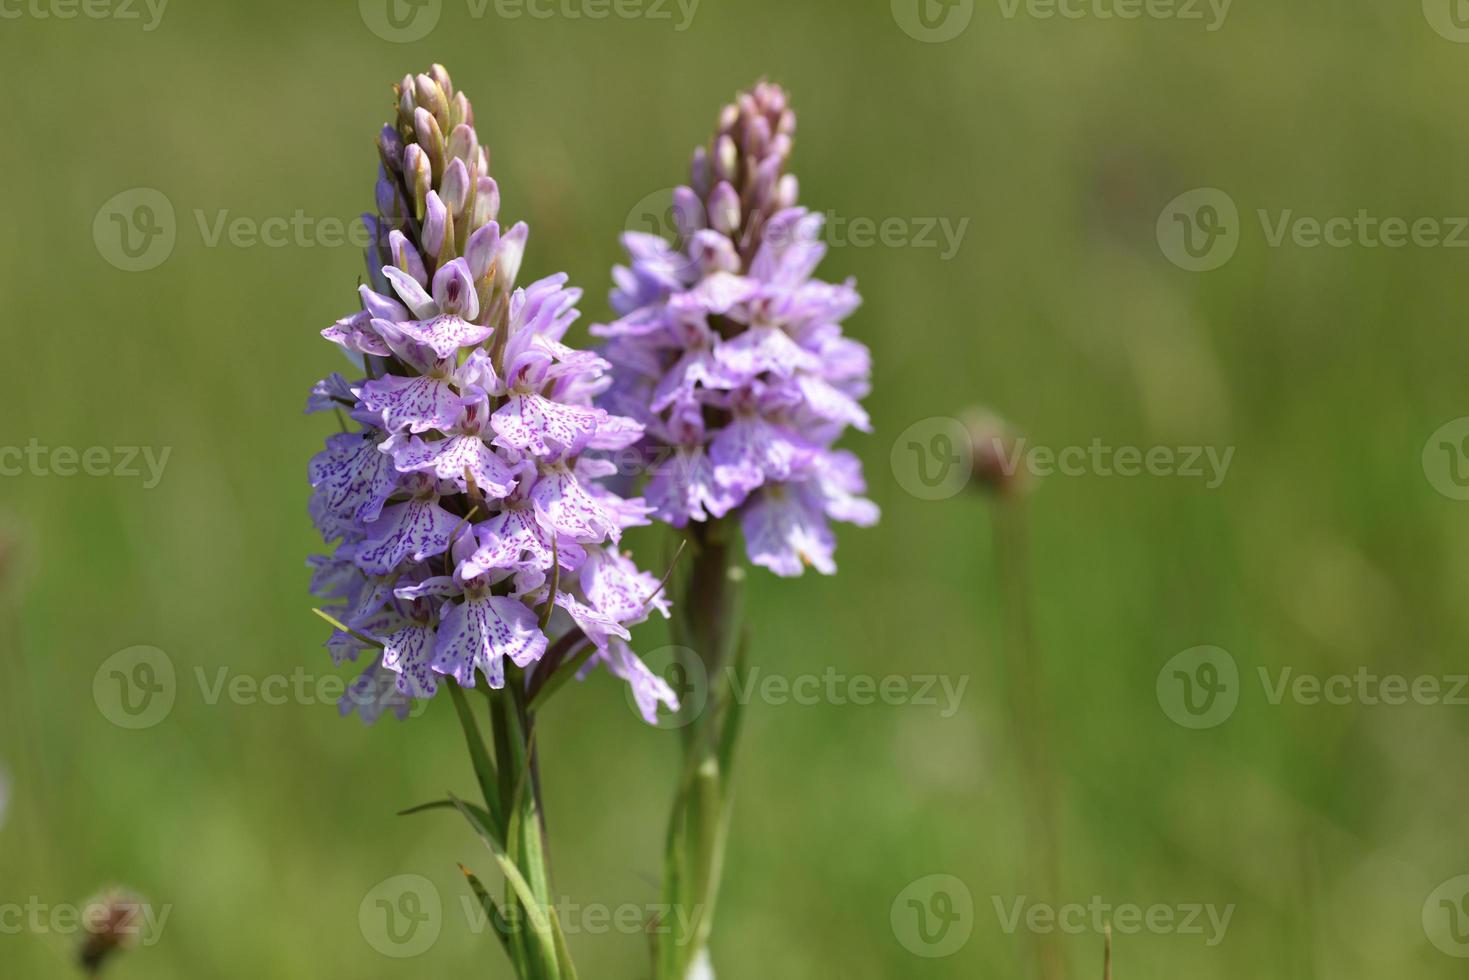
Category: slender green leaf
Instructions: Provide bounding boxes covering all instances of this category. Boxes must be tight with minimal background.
[447,684,505,838]
[451,794,561,979]
[458,863,515,960]
[396,798,495,827]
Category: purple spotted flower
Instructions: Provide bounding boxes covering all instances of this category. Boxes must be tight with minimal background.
[595,81,878,576]
[306,66,674,724]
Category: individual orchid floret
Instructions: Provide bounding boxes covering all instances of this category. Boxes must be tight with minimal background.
[594,80,877,576]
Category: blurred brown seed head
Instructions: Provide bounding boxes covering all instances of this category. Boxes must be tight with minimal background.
[78,889,145,976]
[963,409,1029,498]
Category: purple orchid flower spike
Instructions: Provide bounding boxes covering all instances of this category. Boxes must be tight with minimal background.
[306,66,675,725]
[594,80,878,577]
[304,67,699,980]
[593,81,880,980]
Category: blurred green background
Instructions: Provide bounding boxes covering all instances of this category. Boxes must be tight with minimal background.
[4,0,1469,976]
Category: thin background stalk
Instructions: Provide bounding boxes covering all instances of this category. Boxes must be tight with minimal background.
[992,495,1064,980]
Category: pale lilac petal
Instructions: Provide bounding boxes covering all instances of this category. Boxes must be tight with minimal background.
[467,507,574,572]
[585,414,645,452]
[710,415,812,495]
[529,467,619,542]
[397,315,494,359]
[528,589,629,650]
[383,265,436,319]
[354,497,463,574]
[646,446,739,526]
[605,639,679,724]
[391,434,516,497]
[740,484,836,577]
[361,373,461,433]
[795,373,872,432]
[308,430,400,523]
[431,594,547,688]
[305,373,358,414]
[380,623,439,698]
[715,325,821,379]
[582,547,668,623]
[323,311,392,358]
[491,394,606,458]
[358,284,411,322]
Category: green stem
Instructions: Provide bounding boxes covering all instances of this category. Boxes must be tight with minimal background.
[657,521,745,980]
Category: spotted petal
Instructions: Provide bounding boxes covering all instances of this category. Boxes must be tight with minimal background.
[530,467,619,543]
[361,373,461,434]
[391,434,516,498]
[379,623,439,698]
[491,393,606,458]
[354,497,463,575]
[430,595,547,688]
[397,314,494,359]
[308,430,400,523]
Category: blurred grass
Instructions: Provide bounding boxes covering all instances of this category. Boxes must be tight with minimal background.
[3,0,1469,976]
